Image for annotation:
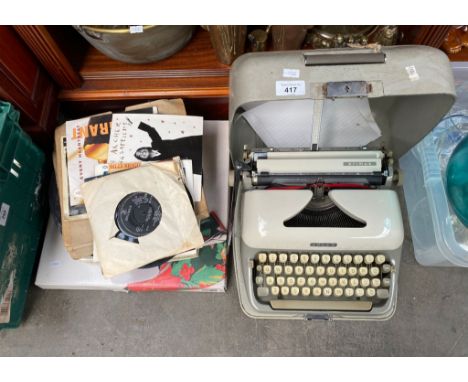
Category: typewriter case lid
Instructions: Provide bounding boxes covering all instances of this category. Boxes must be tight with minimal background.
[229,45,456,161]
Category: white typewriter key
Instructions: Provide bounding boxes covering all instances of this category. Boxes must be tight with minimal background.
[302,287,311,297]
[332,254,342,265]
[343,254,352,265]
[266,276,275,286]
[318,277,327,287]
[360,278,370,288]
[290,253,299,264]
[321,254,331,264]
[263,265,272,274]
[355,288,365,298]
[281,286,290,296]
[344,288,354,297]
[316,266,325,276]
[337,266,347,276]
[339,278,348,287]
[311,254,320,264]
[284,265,293,275]
[297,277,306,287]
[257,287,269,297]
[291,287,300,296]
[353,255,364,265]
[364,254,375,265]
[279,253,288,263]
[256,265,262,272]
[300,254,309,264]
[349,278,359,288]
[328,277,338,287]
[382,278,391,288]
[305,266,315,276]
[276,277,285,286]
[326,266,336,276]
[271,286,280,296]
[366,288,376,298]
[323,287,333,297]
[371,278,381,288]
[307,277,317,287]
[382,264,392,273]
[257,253,267,263]
[377,289,390,299]
[369,267,380,277]
[348,267,358,277]
[295,266,304,276]
[313,287,322,297]
[287,277,296,286]
[274,265,283,275]
[358,267,368,277]
[268,253,278,263]
[334,287,344,297]
[375,254,386,265]
[255,276,263,285]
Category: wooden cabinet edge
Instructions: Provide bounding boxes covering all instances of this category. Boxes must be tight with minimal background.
[14,25,83,89]
[58,87,230,101]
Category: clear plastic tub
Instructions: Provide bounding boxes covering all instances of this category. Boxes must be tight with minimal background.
[400,63,468,267]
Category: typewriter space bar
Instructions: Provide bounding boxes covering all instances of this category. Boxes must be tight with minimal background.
[270,300,372,311]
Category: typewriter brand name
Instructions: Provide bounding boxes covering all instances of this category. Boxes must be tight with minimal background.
[310,243,337,247]
[343,161,377,167]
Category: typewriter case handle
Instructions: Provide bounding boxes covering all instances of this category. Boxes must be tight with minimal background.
[304,48,386,66]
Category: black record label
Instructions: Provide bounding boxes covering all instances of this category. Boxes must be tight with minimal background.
[114,192,162,243]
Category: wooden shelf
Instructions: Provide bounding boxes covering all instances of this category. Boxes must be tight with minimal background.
[57,26,468,103]
[59,28,230,102]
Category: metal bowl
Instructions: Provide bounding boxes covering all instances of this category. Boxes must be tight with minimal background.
[75,25,196,64]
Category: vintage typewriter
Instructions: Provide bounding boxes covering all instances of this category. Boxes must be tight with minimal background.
[229,46,455,320]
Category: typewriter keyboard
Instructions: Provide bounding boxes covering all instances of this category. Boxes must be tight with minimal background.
[253,252,393,311]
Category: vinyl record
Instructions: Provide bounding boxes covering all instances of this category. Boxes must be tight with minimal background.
[114,192,162,243]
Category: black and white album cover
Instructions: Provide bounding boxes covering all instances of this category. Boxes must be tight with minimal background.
[107,114,203,202]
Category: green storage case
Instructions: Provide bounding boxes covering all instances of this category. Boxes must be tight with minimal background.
[0,101,47,329]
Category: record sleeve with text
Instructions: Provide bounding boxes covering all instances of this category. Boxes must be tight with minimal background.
[107,113,204,202]
[65,113,113,209]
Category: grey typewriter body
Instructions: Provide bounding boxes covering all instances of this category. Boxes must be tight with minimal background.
[229,46,456,320]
